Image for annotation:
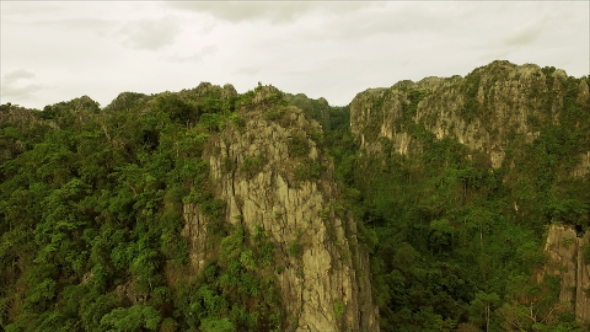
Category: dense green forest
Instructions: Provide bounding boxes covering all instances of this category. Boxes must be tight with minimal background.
[1,63,590,332]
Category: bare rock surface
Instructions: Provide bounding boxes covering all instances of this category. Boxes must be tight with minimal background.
[537,225,590,323]
[350,60,590,174]
[182,86,378,332]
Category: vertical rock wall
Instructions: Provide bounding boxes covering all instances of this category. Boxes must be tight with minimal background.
[538,225,590,323]
[350,60,590,174]
[182,87,378,332]
[576,232,590,322]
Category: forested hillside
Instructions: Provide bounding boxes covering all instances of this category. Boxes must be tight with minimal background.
[1,61,589,332]
[340,61,590,332]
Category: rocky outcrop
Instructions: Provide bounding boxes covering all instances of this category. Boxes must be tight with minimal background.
[350,60,590,172]
[536,225,590,323]
[0,104,43,161]
[576,232,590,323]
[182,86,378,332]
[572,151,590,178]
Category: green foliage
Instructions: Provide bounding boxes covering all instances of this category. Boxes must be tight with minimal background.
[288,133,309,157]
[239,154,265,178]
[0,86,285,331]
[2,69,589,332]
[153,93,198,125]
[293,158,325,182]
[235,91,254,109]
[222,156,234,175]
[288,240,302,257]
[200,113,224,132]
[460,72,481,123]
[334,299,345,319]
[201,318,236,332]
[287,93,331,128]
[229,113,244,129]
[467,291,500,331]
[406,89,429,119]
[190,225,283,331]
[320,68,590,331]
[100,305,162,331]
[562,237,574,248]
[40,96,101,122]
[584,243,590,265]
[159,317,179,332]
[200,199,226,220]
[264,106,284,121]
[429,219,456,254]
[253,226,275,267]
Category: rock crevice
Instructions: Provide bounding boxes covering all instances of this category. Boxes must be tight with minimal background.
[350,61,590,174]
[182,87,378,332]
[537,225,590,323]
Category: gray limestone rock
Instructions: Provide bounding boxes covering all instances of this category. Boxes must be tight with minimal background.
[182,87,379,332]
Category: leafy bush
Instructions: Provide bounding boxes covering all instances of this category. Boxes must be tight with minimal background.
[200,318,236,332]
[153,94,198,125]
[584,243,590,265]
[294,158,325,181]
[200,113,224,132]
[200,199,226,220]
[159,318,179,332]
[264,107,284,121]
[239,155,265,178]
[100,305,162,331]
[222,156,234,175]
[229,113,244,128]
[288,133,309,157]
[334,300,345,319]
[0,86,288,332]
[288,240,302,257]
[562,237,574,248]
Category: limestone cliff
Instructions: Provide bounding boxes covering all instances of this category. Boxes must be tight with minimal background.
[350,60,590,173]
[182,86,378,332]
[536,225,590,323]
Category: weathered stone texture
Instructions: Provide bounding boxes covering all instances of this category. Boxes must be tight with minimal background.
[350,61,589,174]
[182,86,378,332]
[538,225,590,323]
[576,232,590,322]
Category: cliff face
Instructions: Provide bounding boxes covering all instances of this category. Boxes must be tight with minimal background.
[347,60,590,325]
[537,225,590,323]
[350,60,590,174]
[182,86,378,332]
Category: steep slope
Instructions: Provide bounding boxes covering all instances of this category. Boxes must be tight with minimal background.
[182,85,378,332]
[2,60,589,332]
[537,225,590,323]
[351,60,590,173]
[346,60,590,328]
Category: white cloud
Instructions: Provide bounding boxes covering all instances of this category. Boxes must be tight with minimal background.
[234,66,262,76]
[167,1,381,25]
[503,22,545,47]
[163,45,218,63]
[3,69,37,81]
[0,1,588,109]
[118,16,179,50]
[0,1,61,16]
[168,1,310,23]
[0,69,45,101]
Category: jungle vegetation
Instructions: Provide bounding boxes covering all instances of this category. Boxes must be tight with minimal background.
[1,64,590,332]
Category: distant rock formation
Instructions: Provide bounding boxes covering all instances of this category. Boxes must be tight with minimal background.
[350,60,590,175]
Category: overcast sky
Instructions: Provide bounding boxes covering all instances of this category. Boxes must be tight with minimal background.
[1,1,588,109]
